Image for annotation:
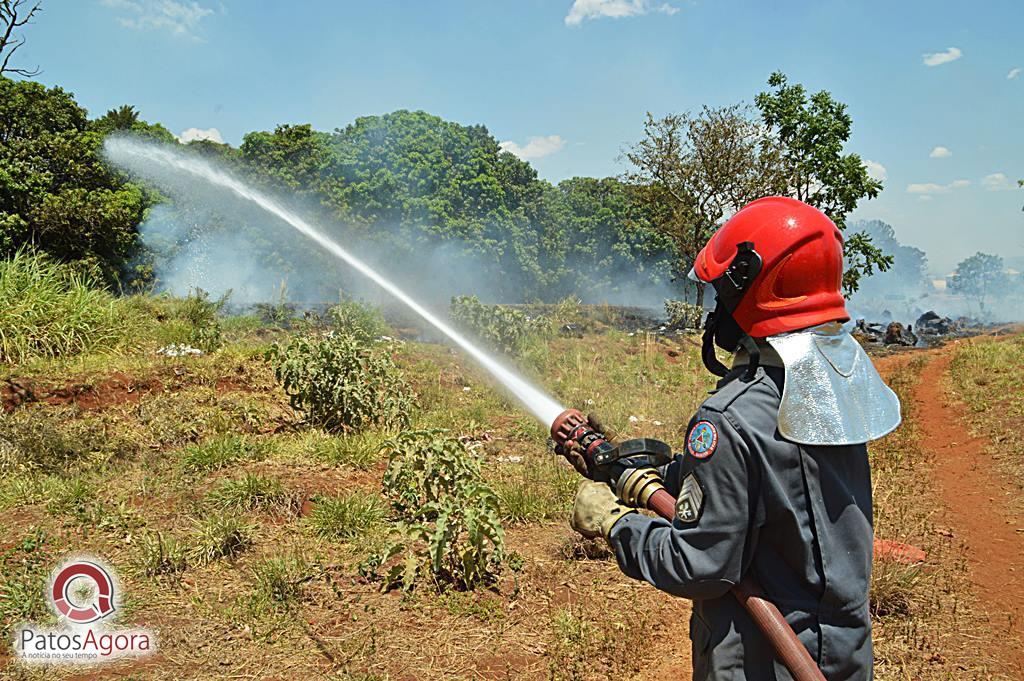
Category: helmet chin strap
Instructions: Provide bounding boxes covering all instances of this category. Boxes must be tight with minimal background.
[699,241,764,382]
[701,308,731,378]
[701,305,761,381]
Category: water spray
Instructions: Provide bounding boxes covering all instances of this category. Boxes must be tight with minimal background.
[104,137,563,427]
[104,137,822,680]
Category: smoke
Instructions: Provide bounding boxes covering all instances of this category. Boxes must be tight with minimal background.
[847,219,1024,324]
[104,136,566,425]
[112,135,681,313]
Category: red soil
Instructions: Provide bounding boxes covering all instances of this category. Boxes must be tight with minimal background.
[916,350,1024,674]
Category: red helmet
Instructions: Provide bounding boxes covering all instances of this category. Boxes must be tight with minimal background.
[692,196,848,338]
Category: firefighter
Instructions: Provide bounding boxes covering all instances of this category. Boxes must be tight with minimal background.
[568,196,901,680]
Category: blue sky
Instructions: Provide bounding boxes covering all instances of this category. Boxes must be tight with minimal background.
[18,0,1023,275]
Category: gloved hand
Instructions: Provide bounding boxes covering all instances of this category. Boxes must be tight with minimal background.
[555,413,614,479]
[571,480,635,540]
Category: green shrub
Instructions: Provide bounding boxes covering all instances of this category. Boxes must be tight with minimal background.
[253,282,297,327]
[449,295,548,356]
[0,251,141,364]
[267,333,414,433]
[190,512,253,564]
[179,434,268,474]
[664,299,704,329]
[328,298,389,343]
[173,288,229,353]
[307,491,385,540]
[362,431,505,591]
[380,430,483,516]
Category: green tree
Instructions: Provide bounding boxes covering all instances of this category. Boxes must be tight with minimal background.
[624,105,782,306]
[755,71,890,294]
[88,104,175,142]
[557,176,677,298]
[0,77,153,281]
[948,252,1007,315]
[240,123,332,194]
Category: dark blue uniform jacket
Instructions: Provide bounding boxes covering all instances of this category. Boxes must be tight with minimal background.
[608,365,874,680]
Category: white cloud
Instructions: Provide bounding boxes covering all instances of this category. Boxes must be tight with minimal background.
[499,135,567,160]
[564,0,678,27]
[906,179,970,195]
[863,159,887,182]
[101,0,214,39]
[922,47,962,67]
[929,146,952,158]
[1008,68,1022,80]
[981,172,1014,191]
[177,127,223,144]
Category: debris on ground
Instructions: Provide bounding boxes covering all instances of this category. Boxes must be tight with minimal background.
[853,310,991,349]
[156,344,204,357]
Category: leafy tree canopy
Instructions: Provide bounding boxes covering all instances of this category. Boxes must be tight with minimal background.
[0,77,157,282]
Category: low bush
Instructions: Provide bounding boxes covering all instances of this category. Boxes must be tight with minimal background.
[328,298,389,343]
[449,295,548,356]
[361,430,505,591]
[267,332,414,433]
[664,299,704,329]
[380,430,483,516]
[174,288,229,353]
[0,251,141,364]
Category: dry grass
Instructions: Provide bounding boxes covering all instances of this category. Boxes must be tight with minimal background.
[947,335,1024,498]
[2,308,1017,679]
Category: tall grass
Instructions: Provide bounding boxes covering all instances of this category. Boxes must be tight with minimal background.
[0,251,140,364]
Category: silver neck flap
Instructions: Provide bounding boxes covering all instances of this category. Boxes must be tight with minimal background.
[764,322,902,446]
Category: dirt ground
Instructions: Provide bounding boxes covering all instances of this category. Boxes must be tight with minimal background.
[917,349,1024,675]
[3,332,1024,679]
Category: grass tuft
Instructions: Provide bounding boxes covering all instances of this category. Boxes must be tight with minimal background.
[205,473,299,513]
[180,434,268,475]
[307,491,385,540]
[248,553,310,614]
[0,251,142,364]
[190,512,253,564]
[133,531,189,580]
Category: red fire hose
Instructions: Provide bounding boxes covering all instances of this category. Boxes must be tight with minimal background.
[552,409,826,681]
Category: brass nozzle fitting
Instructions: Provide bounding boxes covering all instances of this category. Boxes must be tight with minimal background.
[615,468,666,508]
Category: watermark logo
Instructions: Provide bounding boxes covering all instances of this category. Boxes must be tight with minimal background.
[50,561,116,624]
[14,555,156,664]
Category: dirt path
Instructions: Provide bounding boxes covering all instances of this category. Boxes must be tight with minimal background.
[916,349,1024,674]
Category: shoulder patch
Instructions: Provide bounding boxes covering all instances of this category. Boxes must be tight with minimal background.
[687,420,718,459]
[675,473,705,524]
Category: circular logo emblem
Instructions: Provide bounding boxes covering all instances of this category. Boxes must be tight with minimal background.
[687,420,718,459]
[51,560,116,623]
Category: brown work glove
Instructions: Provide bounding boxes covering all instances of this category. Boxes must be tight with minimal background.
[571,480,635,540]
